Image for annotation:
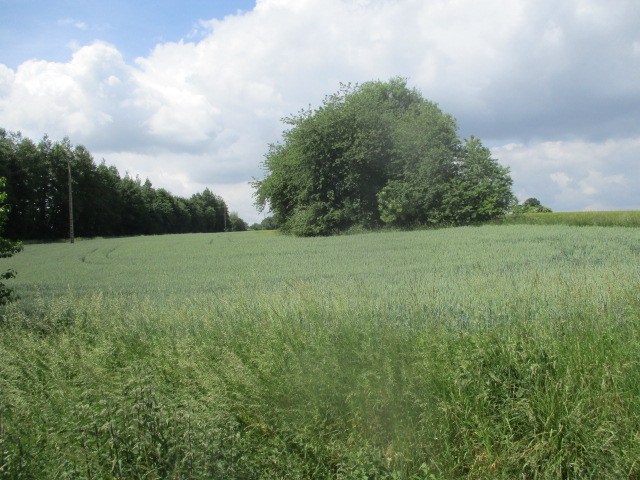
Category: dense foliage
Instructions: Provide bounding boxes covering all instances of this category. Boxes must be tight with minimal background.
[249,215,279,231]
[0,129,240,240]
[513,197,553,213]
[228,211,248,232]
[253,78,515,235]
[0,178,22,304]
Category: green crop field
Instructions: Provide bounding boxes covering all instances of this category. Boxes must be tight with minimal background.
[499,210,640,227]
[1,225,640,479]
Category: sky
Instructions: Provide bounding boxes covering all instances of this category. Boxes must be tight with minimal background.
[1,0,638,224]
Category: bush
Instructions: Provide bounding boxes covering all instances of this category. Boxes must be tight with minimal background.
[0,177,21,304]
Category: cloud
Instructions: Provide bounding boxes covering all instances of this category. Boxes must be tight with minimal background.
[58,18,89,30]
[493,137,640,211]
[1,0,639,223]
[0,42,133,141]
[550,172,573,190]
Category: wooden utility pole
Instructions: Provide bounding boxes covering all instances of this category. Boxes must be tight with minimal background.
[67,160,74,243]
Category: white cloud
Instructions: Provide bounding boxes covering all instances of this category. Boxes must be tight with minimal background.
[1,0,639,224]
[493,138,640,211]
[0,64,15,97]
[550,172,573,190]
[579,171,627,197]
[58,18,89,30]
[0,41,132,140]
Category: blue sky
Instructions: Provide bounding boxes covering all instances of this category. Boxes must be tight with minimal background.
[1,0,256,68]
[1,0,639,223]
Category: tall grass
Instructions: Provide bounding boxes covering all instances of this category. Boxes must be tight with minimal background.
[499,210,640,227]
[1,225,639,478]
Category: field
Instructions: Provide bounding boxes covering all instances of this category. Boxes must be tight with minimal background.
[1,225,640,479]
[499,210,640,227]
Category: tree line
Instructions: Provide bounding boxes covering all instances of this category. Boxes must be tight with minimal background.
[254,78,516,236]
[0,129,246,240]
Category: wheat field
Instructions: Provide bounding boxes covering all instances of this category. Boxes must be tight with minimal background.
[1,225,639,478]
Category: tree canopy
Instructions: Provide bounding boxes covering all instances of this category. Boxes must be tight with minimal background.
[0,129,241,240]
[0,177,22,304]
[253,78,515,236]
[514,197,553,214]
[249,216,279,231]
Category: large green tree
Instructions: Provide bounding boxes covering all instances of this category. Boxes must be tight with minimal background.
[253,78,515,236]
